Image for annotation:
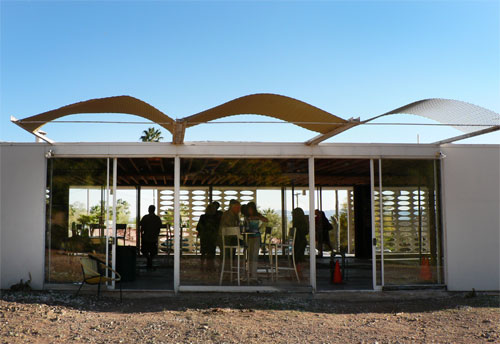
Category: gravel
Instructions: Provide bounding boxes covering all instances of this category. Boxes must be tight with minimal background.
[1,290,498,343]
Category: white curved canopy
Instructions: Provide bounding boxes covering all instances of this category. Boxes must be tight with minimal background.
[13,95,176,134]
[368,98,499,133]
[183,93,347,134]
[11,95,499,144]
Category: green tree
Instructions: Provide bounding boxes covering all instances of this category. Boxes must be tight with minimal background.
[330,202,349,252]
[89,199,132,224]
[140,127,163,142]
[260,208,282,241]
[70,198,132,228]
[161,204,190,228]
[69,201,87,226]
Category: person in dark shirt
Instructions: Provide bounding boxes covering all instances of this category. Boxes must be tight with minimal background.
[196,204,220,272]
[292,207,309,280]
[315,209,333,257]
[211,201,223,222]
[140,205,162,270]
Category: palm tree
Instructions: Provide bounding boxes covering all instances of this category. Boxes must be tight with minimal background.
[140,127,163,142]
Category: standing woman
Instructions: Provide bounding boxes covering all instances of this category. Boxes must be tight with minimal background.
[292,207,308,280]
[315,209,333,257]
[245,202,268,282]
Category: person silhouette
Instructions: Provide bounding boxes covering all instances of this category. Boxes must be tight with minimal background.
[196,204,220,272]
[140,205,162,270]
[292,207,308,279]
[315,209,333,257]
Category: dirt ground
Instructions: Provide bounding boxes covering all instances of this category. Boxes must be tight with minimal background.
[0,290,498,344]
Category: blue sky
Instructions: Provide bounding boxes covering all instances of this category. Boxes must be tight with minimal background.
[1,1,498,144]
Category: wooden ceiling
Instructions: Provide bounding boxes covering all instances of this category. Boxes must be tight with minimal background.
[116,158,371,187]
[51,158,433,188]
[315,159,370,186]
[117,158,175,186]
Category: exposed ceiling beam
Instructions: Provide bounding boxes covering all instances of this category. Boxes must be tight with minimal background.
[118,176,131,185]
[117,160,128,174]
[128,158,148,184]
[183,158,194,185]
[129,158,140,173]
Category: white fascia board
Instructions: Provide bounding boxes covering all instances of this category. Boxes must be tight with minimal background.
[25,141,445,159]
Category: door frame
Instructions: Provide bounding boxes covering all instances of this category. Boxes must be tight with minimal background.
[370,158,383,291]
[106,157,118,289]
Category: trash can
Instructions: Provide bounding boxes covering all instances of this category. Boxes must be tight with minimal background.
[116,246,136,282]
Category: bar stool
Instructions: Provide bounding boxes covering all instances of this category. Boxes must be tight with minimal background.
[219,226,245,285]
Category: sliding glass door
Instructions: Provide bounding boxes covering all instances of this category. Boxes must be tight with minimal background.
[45,158,112,284]
[374,159,443,287]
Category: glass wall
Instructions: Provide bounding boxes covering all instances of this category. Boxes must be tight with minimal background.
[379,159,443,285]
[115,158,175,290]
[45,157,176,289]
[114,188,138,247]
[45,158,111,283]
[180,158,310,288]
[315,188,353,253]
[44,156,442,289]
[315,158,373,290]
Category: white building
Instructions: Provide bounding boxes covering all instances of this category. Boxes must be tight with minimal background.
[1,94,499,293]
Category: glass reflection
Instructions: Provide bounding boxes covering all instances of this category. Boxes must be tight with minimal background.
[45,158,109,283]
[381,159,443,285]
[180,158,310,287]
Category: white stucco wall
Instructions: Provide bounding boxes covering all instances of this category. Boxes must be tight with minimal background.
[441,145,500,291]
[0,144,47,289]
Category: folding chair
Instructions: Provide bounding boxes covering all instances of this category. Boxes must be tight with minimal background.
[75,255,122,301]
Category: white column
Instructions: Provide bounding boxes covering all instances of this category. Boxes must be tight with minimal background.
[439,156,448,286]
[308,157,316,291]
[370,159,377,290]
[378,159,384,286]
[434,159,442,284]
[335,189,340,251]
[347,189,351,254]
[174,156,181,293]
[105,159,110,280]
[111,157,117,287]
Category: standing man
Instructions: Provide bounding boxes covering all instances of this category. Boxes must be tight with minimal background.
[219,199,241,228]
[140,205,162,270]
[218,199,241,259]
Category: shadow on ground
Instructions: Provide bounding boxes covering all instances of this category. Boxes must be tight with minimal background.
[1,290,498,316]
